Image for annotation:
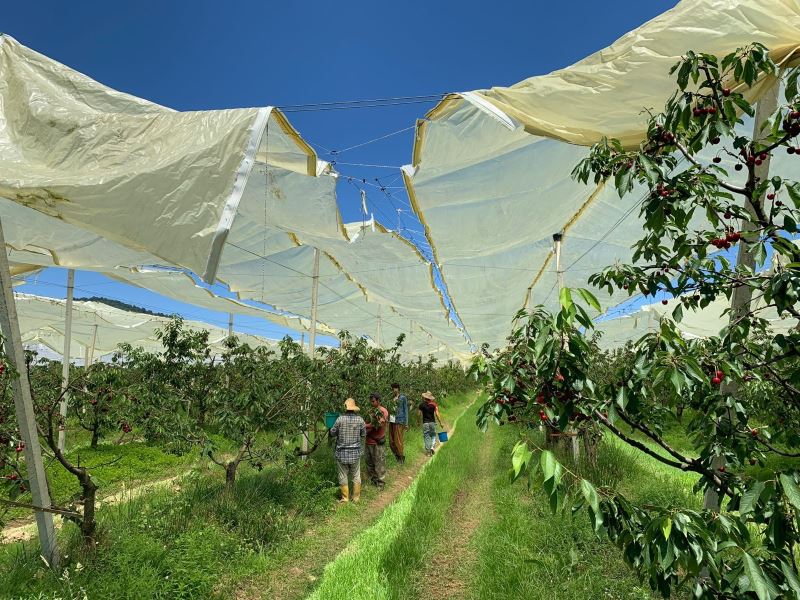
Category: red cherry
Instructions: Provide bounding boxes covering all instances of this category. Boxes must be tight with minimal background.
[555,372,565,383]
[759,153,768,161]
[539,411,547,421]
[777,200,784,207]
[750,428,759,436]
[722,88,731,97]
[755,159,763,166]
[715,370,724,379]
[661,299,668,305]
[707,107,717,115]
[713,156,721,163]
[623,284,629,290]
[767,193,775,200]
[693,108,703,117]
[791,110,800,119]
[719,466,726,473]
[789,147,796,154]
[15,443,24,453]
[735,164,743,171]
[711,137,721,145]
[749,458,757,466]
[711,376,722,385]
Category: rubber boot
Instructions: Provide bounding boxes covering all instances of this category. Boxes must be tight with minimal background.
[338,485,349,503]
[352,483,361,503]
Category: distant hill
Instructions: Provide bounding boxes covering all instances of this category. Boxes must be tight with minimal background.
[74,296,172,318]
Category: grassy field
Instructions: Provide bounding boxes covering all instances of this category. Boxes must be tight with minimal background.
[0,393,475,600]
[3,396,746,600]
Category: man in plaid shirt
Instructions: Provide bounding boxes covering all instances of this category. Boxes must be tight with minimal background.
[329,398,366,502]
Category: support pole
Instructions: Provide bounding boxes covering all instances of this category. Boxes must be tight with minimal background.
[703,80,779,512]
[87,324,98,367]
[0,219,59,567]
[227,313,233,337]
[308,248,320,357]
[376,305,382,348]
[553,232,565,292]
[58,269,74,452]
[302,248,320,455]
[552,232,579,461]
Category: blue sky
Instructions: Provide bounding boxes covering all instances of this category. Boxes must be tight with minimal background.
[4,0,678,346]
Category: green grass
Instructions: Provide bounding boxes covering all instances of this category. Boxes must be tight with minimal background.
[0,394,476,600]
[307,396,484,600]
[468,430,658,600]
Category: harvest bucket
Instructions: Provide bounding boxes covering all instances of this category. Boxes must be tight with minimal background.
[438,431,449,443]
[324,412,340,429]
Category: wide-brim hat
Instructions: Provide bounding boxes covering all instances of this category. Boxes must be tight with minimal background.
[421,391,435,401]
[344,398,360,412]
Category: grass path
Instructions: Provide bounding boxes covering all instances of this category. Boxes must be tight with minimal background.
[232,393,476,600]
[305,396,486,600]
[414,423,496,599]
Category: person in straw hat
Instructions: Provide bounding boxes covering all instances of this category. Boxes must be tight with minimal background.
[329,398,366,502]
[417,391,445,456]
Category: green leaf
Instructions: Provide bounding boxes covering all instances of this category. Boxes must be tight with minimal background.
[540,450,561,483]
[559,287,574,313]
[511,441,533,481]
[743,552,774,600]
[740,480,765,515]
[779,473,800,511]
[576,288,601,312]
[661,517,672,540]
[781,561,800,599]
[669,368,685,394]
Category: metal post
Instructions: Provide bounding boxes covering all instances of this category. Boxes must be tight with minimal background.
[553,232,565,291]
[553,232,578,460]
[376,305,382,348]
[87,324,98,367]
[303,248,320,455]
[0,218,59,566]
[227,313,233,337]
[703,81,779,512]
[58,269,74,452]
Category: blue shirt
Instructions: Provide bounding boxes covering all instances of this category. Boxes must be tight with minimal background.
[394,394,409,425]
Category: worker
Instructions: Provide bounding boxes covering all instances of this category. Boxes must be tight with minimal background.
[329,397,366,502]
[364,392,389,488]
[418,391,444,456]
[388,382,408,464]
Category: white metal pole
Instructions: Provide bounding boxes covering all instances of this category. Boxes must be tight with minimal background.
[303,248,320,455]
[87,324,98,367]
[227,313,233,337]
[308,248,320,356]
[703,80,779,513]
[0,219,59,567]
[553,232,578,458]
[57,269,74,452]
[553,232,564,292]
[376,305,382,348]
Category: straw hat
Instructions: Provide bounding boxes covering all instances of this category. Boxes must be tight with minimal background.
[421,391,435,401]
[344,398,360,412]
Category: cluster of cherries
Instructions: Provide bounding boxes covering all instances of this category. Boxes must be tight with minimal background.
[710,228,742,249]
[120,421,132,434]
[711,369,725,386]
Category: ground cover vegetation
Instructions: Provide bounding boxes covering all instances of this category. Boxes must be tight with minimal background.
[0,317,470,597]
[474,45,800,599]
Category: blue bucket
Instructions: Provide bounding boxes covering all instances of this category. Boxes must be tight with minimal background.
[324,412,340,429]
[438,431,448,443]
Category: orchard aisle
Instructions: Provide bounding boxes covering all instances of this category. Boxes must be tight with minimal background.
[233,392,477,600]
[304,396,489,600]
